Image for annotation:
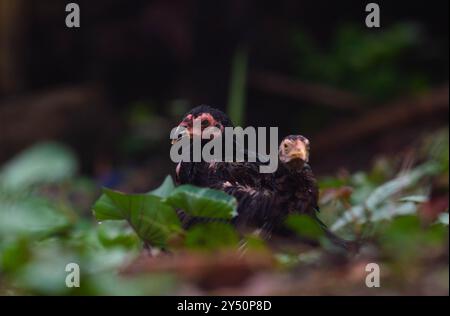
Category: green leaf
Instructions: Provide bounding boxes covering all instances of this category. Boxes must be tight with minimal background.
[0,238,32,273]
[103,189,182,248]
[0,195,71,239]
[379,215,448,261]
[92,193,123,221]
[13,242,78,295]
[185,222,239,250]
[83,248,136,275]
[97,221,140,249]
[331,202,418,232]
[0,142,77,191]
[330,205,365,232]
[165,185,238,219]
[285,214,325,240]
[243,234,268,252]
[371,202,418,222]
[331,162,440,232]
[398,195,428,203]
[366,162,438,211]
[150,175,175,198]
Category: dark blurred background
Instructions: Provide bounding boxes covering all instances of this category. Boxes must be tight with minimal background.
[0,0,448,191]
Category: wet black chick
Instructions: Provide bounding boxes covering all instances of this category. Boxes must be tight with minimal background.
[172,104,233,187]
[171,107,351,249]
[274,135,353,249]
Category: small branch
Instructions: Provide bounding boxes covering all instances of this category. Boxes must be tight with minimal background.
[313,85,449,153]
[249,71,367,111]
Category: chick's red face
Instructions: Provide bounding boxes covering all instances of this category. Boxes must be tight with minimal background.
[172,112,224,144]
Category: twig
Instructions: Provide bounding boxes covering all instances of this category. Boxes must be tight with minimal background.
[313,85,449,153]
[249,71,367,111]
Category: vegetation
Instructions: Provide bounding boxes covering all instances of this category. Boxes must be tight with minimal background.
[0,128,447,295]
[0,3,447,295]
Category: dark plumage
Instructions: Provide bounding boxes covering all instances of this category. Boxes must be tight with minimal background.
[203,136,316,234]
[273,135,353,249]
[171,106,351,249]
[183,104,234,128]
[172,105,275,232]
[274,135,318,218]
[207,160,276,232]
[173,105,233,187]
[172,108,315,230]
[172,105,241,227]
[173,104,258,186]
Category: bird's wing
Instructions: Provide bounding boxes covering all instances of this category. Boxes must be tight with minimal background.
[214,180,279,229]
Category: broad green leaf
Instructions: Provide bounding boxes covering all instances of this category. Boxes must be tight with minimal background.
[398,195,428,203]
[331,202,417,232]
[379,215,448,261]
[0,195,71,239]
[371,202,417,222]
[13,243,78,295]
[379,215,422,261]
[330,205,365,232]
[165,185,237,219]
[331,162,440,232]
[366,162,439,211]
[103,189,182,248]
[0,238,31,273]
[285,214,325,240]
[82,248,135,275]
[92,193,123,221]
[150,175,175,198]
[349,172,376,204]
[318,176,347,189]
[243,234,268,252]
[0,142,77,191]
[185,222,239,250]
[97,221,140,249]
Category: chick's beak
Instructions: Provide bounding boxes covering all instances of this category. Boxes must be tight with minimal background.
[287,141,309,162]
[171,125,191,144]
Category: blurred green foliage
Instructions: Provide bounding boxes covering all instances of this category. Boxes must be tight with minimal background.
[185,222,240,251]
[92,178,238,249]
[319,128,449,238]
[292,23,430,101]
[0,143,174,295]
[227,46,248,126]
[0,127,448,295]
[285,214,325,241]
